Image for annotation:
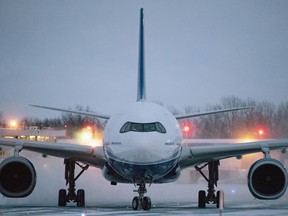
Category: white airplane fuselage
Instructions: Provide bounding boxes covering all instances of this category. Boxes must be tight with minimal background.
[103,101,182,183]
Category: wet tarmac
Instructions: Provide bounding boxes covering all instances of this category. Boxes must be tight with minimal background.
[1,182,287,216]
[1,199,288,216]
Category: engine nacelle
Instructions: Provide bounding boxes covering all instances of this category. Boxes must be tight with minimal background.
[0,156,36,197]
[248,158,288,200]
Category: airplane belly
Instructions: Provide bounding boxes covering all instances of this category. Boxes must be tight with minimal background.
[107,156,179,182]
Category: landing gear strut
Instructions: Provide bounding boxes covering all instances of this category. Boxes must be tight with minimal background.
[58,159,89,207]
[195,161,224,208]
[132,180,152,211]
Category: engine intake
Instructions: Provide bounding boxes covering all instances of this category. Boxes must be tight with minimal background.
[0,156,36,197]
[248,158,288,200]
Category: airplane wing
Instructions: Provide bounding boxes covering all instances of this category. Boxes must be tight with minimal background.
[175,106,253,120]
[29,104,111,120]
[0,138,106,169]
[179,139,288,169]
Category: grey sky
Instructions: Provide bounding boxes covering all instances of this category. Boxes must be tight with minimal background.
[1,0,288,120]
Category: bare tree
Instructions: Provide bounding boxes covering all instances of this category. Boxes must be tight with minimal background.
[0,111,4,127]
[274,102,288,138]
[182,97,278,139]
[61,105,104,138]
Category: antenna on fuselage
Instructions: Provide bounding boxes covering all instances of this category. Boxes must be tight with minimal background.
[137,8,146,101]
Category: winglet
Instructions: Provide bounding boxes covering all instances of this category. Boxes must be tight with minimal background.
[137,8,146,101]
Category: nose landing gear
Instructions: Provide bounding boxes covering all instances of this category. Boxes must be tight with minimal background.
[132,180,152,211]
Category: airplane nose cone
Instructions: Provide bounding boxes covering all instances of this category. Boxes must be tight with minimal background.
[106,134,181,165]
[105,140,181,181]
[123,146,165,164]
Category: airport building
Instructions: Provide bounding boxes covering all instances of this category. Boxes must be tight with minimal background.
[0,127,66,159]
[0,126,66,142]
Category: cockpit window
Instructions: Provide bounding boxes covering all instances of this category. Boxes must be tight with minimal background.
[155,122,166,133]
[120,122,131,133]
[131,123,142,132]
[120,122,166,133]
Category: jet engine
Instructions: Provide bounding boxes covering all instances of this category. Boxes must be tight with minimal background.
[248,158,288,200]
[0,156,36,197]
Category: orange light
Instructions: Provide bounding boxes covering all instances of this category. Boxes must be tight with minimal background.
[9,120,18,129]
[80,131,93,143]
[76,126,103,147]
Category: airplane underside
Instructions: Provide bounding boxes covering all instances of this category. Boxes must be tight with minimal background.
[107,158,179,183]
[99,157,181,210]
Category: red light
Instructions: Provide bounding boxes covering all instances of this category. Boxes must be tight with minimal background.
[258,129,264,136]
[183,125,190,132]
[181,123,193,138]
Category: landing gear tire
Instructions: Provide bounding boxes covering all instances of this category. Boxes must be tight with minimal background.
[58,159,89,207]
[132,180,153,211]
[216,190,224,209]
[77,189,85,207]
[195,161,224,208]
[198,190,206,208]
[142,196,151,211]
[132,196,141,210]
[132,196,151,211]
[58,189,67,206]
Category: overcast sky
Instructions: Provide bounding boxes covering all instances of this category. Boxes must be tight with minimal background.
[1,0,288,120]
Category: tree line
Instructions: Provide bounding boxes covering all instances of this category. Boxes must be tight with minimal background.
[1,97,288,139]
[0,106,105,139]
[181,96,288,139]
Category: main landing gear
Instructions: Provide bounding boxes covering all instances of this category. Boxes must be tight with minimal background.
[195,161,224,208]
[58,159,89,207]
[132,180,152,211]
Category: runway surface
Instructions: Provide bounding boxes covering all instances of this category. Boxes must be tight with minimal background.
[1,182,288,216]
[1,199,288,216]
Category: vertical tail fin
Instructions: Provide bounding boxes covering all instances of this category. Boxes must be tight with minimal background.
[137,8,146,101]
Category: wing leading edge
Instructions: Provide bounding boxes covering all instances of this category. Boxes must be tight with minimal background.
[0,138,106,169]
[29,104,110,120]
[179,139,288,169]
[175,106,253,120]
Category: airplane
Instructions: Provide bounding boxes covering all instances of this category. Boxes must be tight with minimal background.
[1,8,288,211]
